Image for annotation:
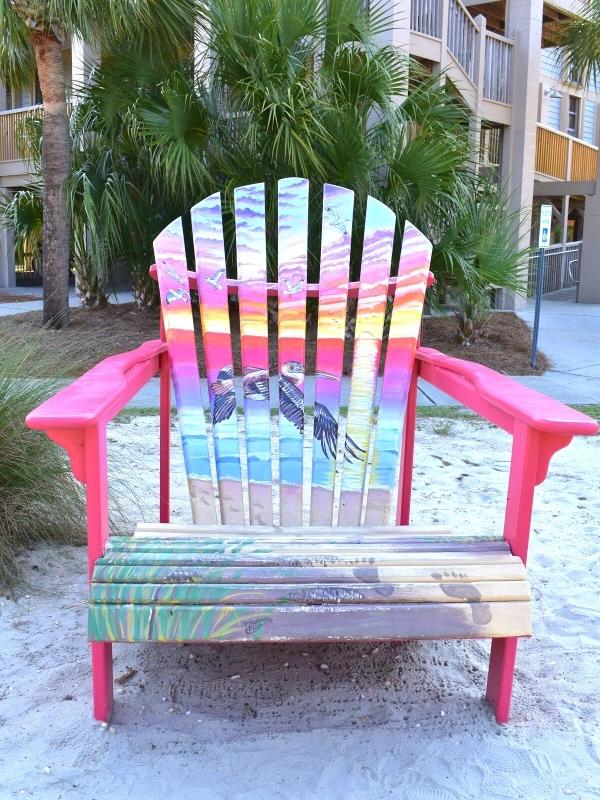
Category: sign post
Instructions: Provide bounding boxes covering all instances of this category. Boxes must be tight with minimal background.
[531,204,552,369]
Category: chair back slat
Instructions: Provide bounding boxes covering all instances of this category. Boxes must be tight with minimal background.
[309,184,354,525]
[154,180,432,529]
[365,224,432,525]
[153,218,217,524]
[338,197,397,526]
[277,177,309,525]
[234,183,273,525]
[191,193,245,524]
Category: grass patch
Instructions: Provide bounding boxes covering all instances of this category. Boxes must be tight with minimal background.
[571,404,600,424]
[416,406,475,420]
[0,326,86,590]
[115,406,163,421]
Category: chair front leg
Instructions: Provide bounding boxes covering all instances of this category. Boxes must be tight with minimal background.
[397,367,419,525]
[84,425,114,722]
[486,422,539,723]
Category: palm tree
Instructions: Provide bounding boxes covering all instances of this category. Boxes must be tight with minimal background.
[15,0,527,330]
[0,0,199,327]
[557,0,600,86]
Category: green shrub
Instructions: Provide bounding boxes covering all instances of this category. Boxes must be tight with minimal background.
[0,328,86,589]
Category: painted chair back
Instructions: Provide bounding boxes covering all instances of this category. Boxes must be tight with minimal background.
[153,179,432,528]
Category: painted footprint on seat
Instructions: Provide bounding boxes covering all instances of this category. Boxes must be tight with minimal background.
[431,571,492,625]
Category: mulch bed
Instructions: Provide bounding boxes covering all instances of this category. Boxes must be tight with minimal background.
[1,304,548,379]
[421,313,549,376]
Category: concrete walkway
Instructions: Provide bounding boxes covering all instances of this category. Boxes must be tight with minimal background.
[0,286,134,316]
[515,293,600,405]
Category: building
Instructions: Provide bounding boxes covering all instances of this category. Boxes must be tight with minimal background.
[0,1,599,302]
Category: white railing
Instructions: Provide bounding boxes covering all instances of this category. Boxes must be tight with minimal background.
[447,0,477,81]
[410,0,441,38]
[483,31,513,104]
[528,241,582,296]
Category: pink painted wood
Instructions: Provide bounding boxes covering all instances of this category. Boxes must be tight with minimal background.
[397,366,419,526]
[159,317,171,524]
[86,424,112,721]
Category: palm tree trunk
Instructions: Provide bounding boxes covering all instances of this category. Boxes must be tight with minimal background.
[32,31,71,328]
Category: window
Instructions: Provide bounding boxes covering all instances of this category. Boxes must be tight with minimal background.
[547,95,561,130]
[568,96,580,137]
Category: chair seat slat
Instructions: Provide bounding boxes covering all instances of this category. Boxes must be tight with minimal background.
[89,601,532,643]
[90,581,530,605]
[93,562,528,585]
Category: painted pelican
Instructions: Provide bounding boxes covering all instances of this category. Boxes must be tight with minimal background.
[210,361,364,462]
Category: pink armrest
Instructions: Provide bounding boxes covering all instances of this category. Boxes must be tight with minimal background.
[416,347,598,437]
[26,340,167,432]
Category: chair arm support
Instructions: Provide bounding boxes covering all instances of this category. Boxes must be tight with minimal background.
[415,347,598,563]
[26,339,167,436]
[25,339,168,577]
[416,347,598,438]
[26,339,166,484]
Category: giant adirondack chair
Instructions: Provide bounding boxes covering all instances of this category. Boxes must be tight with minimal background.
[27,179,597,725]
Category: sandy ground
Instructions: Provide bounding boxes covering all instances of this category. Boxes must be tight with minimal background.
[1,415,599,800]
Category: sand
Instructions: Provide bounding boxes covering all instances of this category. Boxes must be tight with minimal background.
[1,414,598,800]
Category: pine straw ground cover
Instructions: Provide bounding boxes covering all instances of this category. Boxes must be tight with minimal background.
[0,305,548,378]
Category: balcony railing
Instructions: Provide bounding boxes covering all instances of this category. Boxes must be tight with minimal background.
[410,0,442,38]
[410,1,513,104]
[447,0,476,81]
[528,241,582,296]
[535,124,598,182]
[0,105,42,162]
[483,31,512,104]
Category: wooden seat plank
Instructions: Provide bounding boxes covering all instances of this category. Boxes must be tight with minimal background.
[90,580,531,606]
[97,550,519,568]
[107,537,509,554]
[92,562,527,585]
[126,535,502,549]
[88,601,532,643]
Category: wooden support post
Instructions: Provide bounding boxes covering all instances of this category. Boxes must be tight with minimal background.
[159,346,171,525]
[84,425,113,722]
[487,421,539,723]
[397,366,419,525]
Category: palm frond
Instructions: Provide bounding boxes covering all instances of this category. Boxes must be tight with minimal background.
[556,0,600,86]
[0,0,36,87]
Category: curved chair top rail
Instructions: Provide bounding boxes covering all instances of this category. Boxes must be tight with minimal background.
[149,265,436,294]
